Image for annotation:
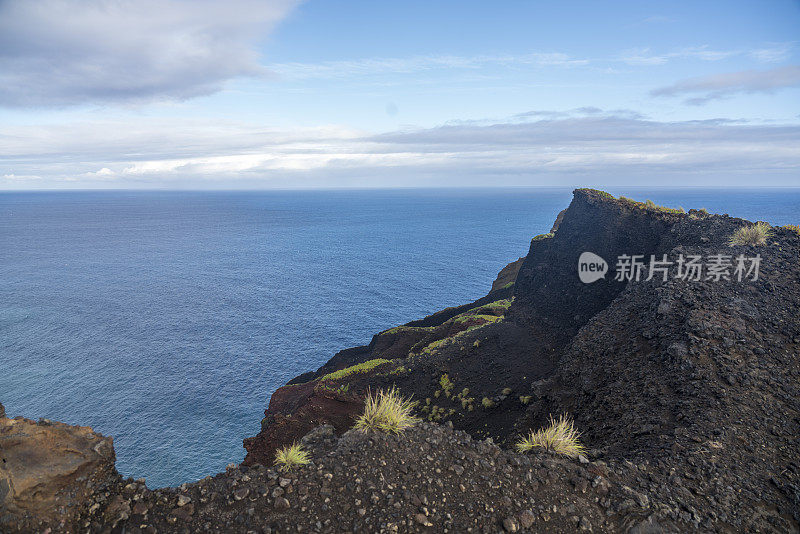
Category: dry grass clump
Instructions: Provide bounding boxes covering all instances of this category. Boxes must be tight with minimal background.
[274,442,311,471]
[728,222,773,246]
[515,414,586,458]
[354,386,418,434]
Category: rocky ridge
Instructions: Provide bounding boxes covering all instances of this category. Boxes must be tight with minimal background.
[2,189,798,532]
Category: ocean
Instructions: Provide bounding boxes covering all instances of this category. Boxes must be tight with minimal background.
[1,188,798,487]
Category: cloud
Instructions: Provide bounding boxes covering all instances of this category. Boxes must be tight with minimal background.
[620,44,792,66]
[2,111,799,188]
[0,0,299,107]
[652,65,800,105]
[266,52,589,81]
[264,44,792,82]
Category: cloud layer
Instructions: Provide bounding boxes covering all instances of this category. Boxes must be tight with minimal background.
[652,65,800,105]
[0,0,298,107]
[2,110,798,188]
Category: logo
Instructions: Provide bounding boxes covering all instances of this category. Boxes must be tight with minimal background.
[578,252,608,283]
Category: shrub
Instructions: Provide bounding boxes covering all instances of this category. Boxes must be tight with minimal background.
[519,395,532,405]
[439,374,454,395]
[728,222,773,246]
[274,443,311,471]
[501,387,512,395]
[481,397,496,409]
[319,359,391,382]
[354,387,419,434]
[515,414,585,458]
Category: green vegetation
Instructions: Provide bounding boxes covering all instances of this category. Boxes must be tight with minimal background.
[728,222,773,246]
[500,281,515,290]
[515,414,586,458]
[317,382,350,394]
[618,195,685,215]
[481,397,496,409]
[452,313,502,325]
[439,374,454,396]
[783,224,800,235]
[519,395,532,405]
[575,188,614,199]
[274,443,311,471]
[382,325,433,336]
[501,387,512,396]
[318,359,391,382]
[354,387,419,434]
[532,232,554,241]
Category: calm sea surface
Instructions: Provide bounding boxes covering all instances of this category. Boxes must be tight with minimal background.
[1,188,798,487]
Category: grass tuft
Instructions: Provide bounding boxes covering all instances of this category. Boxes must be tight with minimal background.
[728,222,773,246]
[354,386,419,434]
[274,442,311,471]
[318,358,391,382]
[515,414,586,458]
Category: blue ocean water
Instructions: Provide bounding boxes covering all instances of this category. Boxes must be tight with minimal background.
[1,188,798,487]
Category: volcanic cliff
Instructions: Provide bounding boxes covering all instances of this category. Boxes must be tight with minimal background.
[2,189,798,533]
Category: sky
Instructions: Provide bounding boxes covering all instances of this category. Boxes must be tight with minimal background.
[1,0,799,189]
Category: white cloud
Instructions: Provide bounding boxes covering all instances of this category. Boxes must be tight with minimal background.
[620,44,792,66]
[2,112,799,188]
[266,52,589,81]
[0,0,299,107]
[652,65,800,104]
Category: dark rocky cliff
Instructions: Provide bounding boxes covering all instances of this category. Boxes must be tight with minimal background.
[3,189,798,533]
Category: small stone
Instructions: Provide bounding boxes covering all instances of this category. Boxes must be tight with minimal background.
[274,497,290,510]
[503,516,519,532]
[519,510,535,528]
[414,513,433,527]
[579,517,592,531]
[452,464,465,475]
[358,508,366,516]
[176,494,191,507]
[233,487,250,501]
[169,504,194,521]
[279,477,292,487]
[132,502,148,515]
[578,454,589,464]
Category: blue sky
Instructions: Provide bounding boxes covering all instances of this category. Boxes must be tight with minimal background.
[1,0,799,189]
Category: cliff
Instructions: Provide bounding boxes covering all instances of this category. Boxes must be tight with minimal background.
[2,189,798,533]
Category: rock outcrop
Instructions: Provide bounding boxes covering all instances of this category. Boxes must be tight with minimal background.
[0,414,118,532]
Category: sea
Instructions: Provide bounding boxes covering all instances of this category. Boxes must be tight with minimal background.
[1,188,798,487]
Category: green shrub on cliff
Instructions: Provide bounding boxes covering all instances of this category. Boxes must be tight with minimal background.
[515,414,585,458]
[274,443,311,471]
[782,224,800,235]
[728,222,773,246]
[439,374,454,396]
[318,359,391,382]
[354,387,419,434]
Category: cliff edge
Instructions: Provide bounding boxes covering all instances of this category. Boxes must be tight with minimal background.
[2,189,798,533]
